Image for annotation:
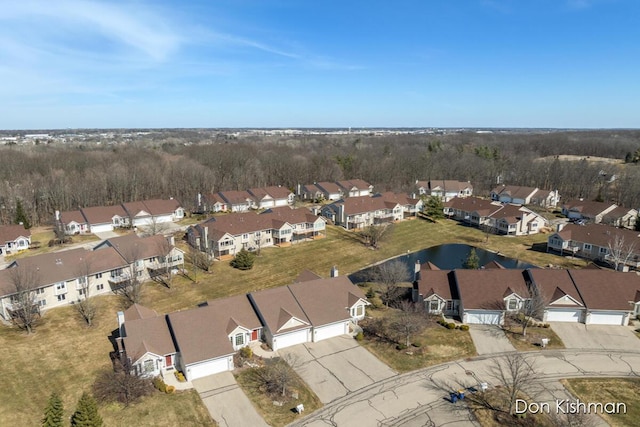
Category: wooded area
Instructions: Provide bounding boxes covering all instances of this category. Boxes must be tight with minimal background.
[1,129,639,226]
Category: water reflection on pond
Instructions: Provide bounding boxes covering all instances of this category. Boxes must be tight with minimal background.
[348,243,535,283]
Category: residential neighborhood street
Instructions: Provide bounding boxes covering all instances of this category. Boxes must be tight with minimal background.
[288,349,640,427]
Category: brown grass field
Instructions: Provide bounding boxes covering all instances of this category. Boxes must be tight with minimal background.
[0,218,588,425]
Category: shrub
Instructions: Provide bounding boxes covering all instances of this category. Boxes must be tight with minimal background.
[543,323,550,328]
[230,248,255,270]
[396,343,408,350]
[366,287,376,298]
[412,341,422,348]
[355,331,364,341]
[446,322,456,329]
[459,325,470,331]
[369,296,384,309]
[152,377,167,393]
[174,371,186,382]
[165,385,175,394]
[239,346,253,359]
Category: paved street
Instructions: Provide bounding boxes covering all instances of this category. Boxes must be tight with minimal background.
[280,335,396,403]
[468,325,516,354]
[289,350,640,427]
[192,372,269,427]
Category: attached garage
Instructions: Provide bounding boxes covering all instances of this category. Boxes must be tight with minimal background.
[587,311,627,326]
[313,321,349,342]
[465,310,503,325]
[272,328,310,351]
[90,223,114,233]
[186,356,234,381]
[545,309,583,323]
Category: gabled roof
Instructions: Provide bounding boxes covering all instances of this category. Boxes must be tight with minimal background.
[98,234,174,262]
[376,192,421,206]
[59,210,86,225]
[568,269,640,311]
[77,205,128,225]
[429,180,473,192]
[550,223,640,249]
[314,181,342,195]
[138,199,182,216]
[293,269,323,283]
[123,314,175,362]
[526,269,584,307]
[122,201,150,218]
[202,193,226,205]
[332,195,400,216]
[168,294,261,365]
[455,269,529,310]
[218,190,254,205]
[491,185,538,200]
[602,206,637,221]
[444,197,502,216]
[288,276,367,327]
[416,270,458,300]
[336,179,372,191]
[123,303,159,322]
[563,200,616,216]
[0,224,31,243]
[249,286,311,334]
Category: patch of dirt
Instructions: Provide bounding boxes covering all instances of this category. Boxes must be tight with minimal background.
[428,344,459,358]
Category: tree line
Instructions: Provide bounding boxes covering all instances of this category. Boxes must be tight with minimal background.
[1,129,639,227]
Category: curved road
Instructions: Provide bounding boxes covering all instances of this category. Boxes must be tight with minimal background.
[289,349,640,427]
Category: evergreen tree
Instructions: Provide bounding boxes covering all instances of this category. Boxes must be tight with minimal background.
[422,196,444,219]
[230,248,255,270]
[463,248,480,269]
[71,392,103,427]
[41,392,64,427]
[14,199,31,229]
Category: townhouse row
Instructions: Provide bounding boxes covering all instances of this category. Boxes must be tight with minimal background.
[116,271,368,381]
[413,262,640,326]
[0,234,184,321]
[59,198,185,235]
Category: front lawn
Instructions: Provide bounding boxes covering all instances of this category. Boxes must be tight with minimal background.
[235,361,322,427]
[562,378,640,426]
[502,323,565,351]
[359,307,477,372]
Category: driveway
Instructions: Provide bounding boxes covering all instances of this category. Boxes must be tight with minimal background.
[93,230,120,240]
[280,335,396,403]
[551,323,640,351]
[192,372,268,427]
[468,325,516,355]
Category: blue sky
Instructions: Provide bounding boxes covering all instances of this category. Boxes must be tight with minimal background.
[1,0,639,129]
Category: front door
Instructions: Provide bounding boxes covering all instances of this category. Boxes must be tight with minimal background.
[251,329,259,341]
[165,354,173,367]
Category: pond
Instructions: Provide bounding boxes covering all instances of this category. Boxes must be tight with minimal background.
[348,243,536,284]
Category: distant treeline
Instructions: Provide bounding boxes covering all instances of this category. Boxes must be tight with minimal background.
[1,130,639,226]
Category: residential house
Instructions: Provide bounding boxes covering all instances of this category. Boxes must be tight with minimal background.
[122,198,185,227]
[0,224,31,255]
[336,179,374,197]
[117,272,367,379]
[601,206,638,229]
[561,200,636,229]
[217,190,254,212]
[57,210,89,235]
[376,192,423,218]
[196,193,228,213]
[547,223,640,270]
[77,205,129,234]
[412,268,460,317]
[299,182,344,202]
[490,185,560,208]
[321,195,404,230]
[444,197,547,235]
[94,234,185,286]
[455,269,530,325]
[526,268,586,323]
[416,180,473,202]
[248,186,294,209]
[248,275,368,351]
[187,207,326,259]
[0,247,128,321]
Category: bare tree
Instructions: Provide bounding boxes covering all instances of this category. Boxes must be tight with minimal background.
[389,300,428,347]
[8,267,41,334]
[151,237,174,288]
[75,257,97,326]
[359,223,393,249]
[515,283,546,337]
[489,354,538,415]
[606,235,637,271]
[141,217,170,237]
[248,355,299,398]
[113,245,144,306]
[92,358,153,407]
[370,260,410,307]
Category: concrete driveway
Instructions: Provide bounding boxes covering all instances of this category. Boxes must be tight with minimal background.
[192,372,268,427]
[551,323,640,351]
[93,230,120,240]
[468,325,516,355]
[280,335,397,403]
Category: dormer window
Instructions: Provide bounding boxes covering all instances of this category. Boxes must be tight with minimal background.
[507,299,518,310]
[235,333,244,347]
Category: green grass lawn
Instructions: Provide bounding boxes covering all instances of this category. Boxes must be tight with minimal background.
[562,378,640,426]
[0,218,587,425]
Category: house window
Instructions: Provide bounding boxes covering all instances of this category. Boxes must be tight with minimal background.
[143,359,154,373]
[78,288,86,296]
[446,300,453,311]
[599,247,609,255]
[235,333,244,346]
[429,300,439,311]
[36,288,45,295]
[584,243,592,251]
[507,299,518,310]
[96,284,104,291]
[57,294,66,302]
[242,234,248,241]
[38,299,46,307]
[55,283,66,293]
[95,272,102,279]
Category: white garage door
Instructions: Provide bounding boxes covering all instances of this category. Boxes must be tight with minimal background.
[273,329,309,351]
[588,312,625,325]
[313,322,348,342]
[91,223,114,233]
[187,357,232,381]
[546,309,583,322]
[465,310,502,325]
